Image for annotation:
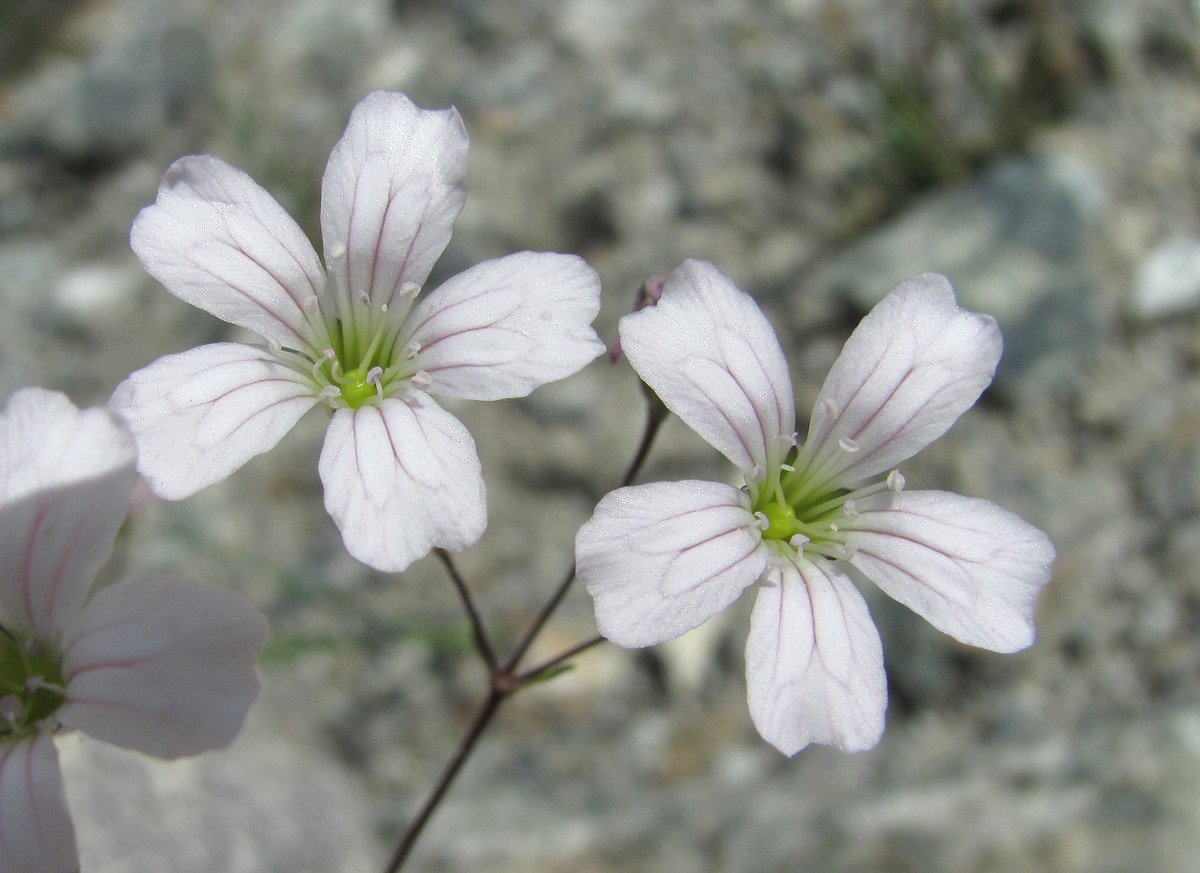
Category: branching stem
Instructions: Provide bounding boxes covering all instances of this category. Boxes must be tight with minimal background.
[381,393,668,873]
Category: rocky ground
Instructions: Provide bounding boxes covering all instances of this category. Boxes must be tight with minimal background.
[3,0,1200,870]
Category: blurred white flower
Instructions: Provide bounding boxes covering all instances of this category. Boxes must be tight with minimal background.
[0,388,266,873]
[112,91,604,572]
[576,260,1055,755]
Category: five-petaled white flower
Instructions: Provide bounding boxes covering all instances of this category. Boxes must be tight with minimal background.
[0,388,266,873]
[112,91,604,573]
[576,260,1055,755]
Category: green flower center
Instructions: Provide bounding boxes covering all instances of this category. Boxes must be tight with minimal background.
[0,628,66,741]
[747,443,901,562]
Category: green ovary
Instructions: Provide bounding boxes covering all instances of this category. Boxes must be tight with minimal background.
[759,499,801,541]
[0,629,66,739]
[339,369,378,409]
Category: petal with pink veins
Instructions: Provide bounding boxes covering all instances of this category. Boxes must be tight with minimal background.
[0,735,78,873]
[58,576,267,759]
[0,389,135,638]
[403,252,604,400]
[110,343,318,500]
[576,480,767,647]
[619,260,796,474]
[802,273,1001,485]
[320,91,468,309]
[844,489,1055,653]
[131,155,326,349]
[745,559,886,755]
[318,393,486,572]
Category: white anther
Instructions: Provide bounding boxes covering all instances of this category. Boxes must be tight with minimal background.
[404,340,422,359]
[789,533,810,548]
[398,281,421,299]
[304,296,321,316]
[320,386,341,399]
[887,470,906,492]
[366,366,383,385]
[266,336,282,355]
[753,511,770,531]
[781,463,796,473]
[838,437,859,453]
[411,370,433,390]
[0,695,20,724]
[842,499,858,518]
[357,290,370,306]
[819,398,839,421]
[840,542,858,560]
[329,241,347,259]
[749,464,766,483]
[829,522,839,532]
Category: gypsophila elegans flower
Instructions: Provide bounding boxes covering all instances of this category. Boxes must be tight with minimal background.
[111,91,605,573]
[0,388,266,873]
[575,260,1055,755]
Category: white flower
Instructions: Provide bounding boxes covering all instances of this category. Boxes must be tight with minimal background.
[0,388,266,872]
[575,261,1055,755]
[111,91,605,573]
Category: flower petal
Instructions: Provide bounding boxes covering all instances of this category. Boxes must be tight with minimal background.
[58,576,267,759]
[619,260,796,473]
[131,155,326,348]
[844,490,1055,652]
[403,252,604,400]
[576,480,767,647]
[0,389,135,637]
[802,273,1001,484]
[0,735,78,873]
[745,559,886,755]
[318,393,486,572]
[110,343,318,500]
[320,91,468,309]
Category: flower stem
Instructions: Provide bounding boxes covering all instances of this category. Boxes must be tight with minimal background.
[434,548,497,671]
[380,398,668,872]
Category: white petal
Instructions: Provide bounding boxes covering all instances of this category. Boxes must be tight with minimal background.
[318,394,485,572]
[802,273,1001,484]
[0,736,78,873]
[0,389,135,638]
[110,343,318,500]
[576,480,766,647]
[131,155,325,348]
[619,260,796,473]
[403,252,604,400]
[320,91,468,309]
[58,576,267,759]
[745,559,886,755]
[845,490,1055,652]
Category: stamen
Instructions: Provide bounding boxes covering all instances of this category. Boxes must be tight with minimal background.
[0,695,20,725]
[789,533,810,548]
[840,542,859,560]
[887,470,906,492]
[313,349,336,381]
[404,340,422,360]
[411,370,433,390]
[357,290,370,307]
[818,397,838,421]
[838,437,859,453]
[781,463,796,473]
[303,296,321,316]
[749,464,766,483]
[367,366,384,401]
[266,336,282,355]
[753,511,770,531]
[397,281,420,300]
[320,386,340,400]
[329,241,347,259]
[842,499,858,518]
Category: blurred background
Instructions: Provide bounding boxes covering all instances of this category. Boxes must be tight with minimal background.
[2,0,1199,870]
